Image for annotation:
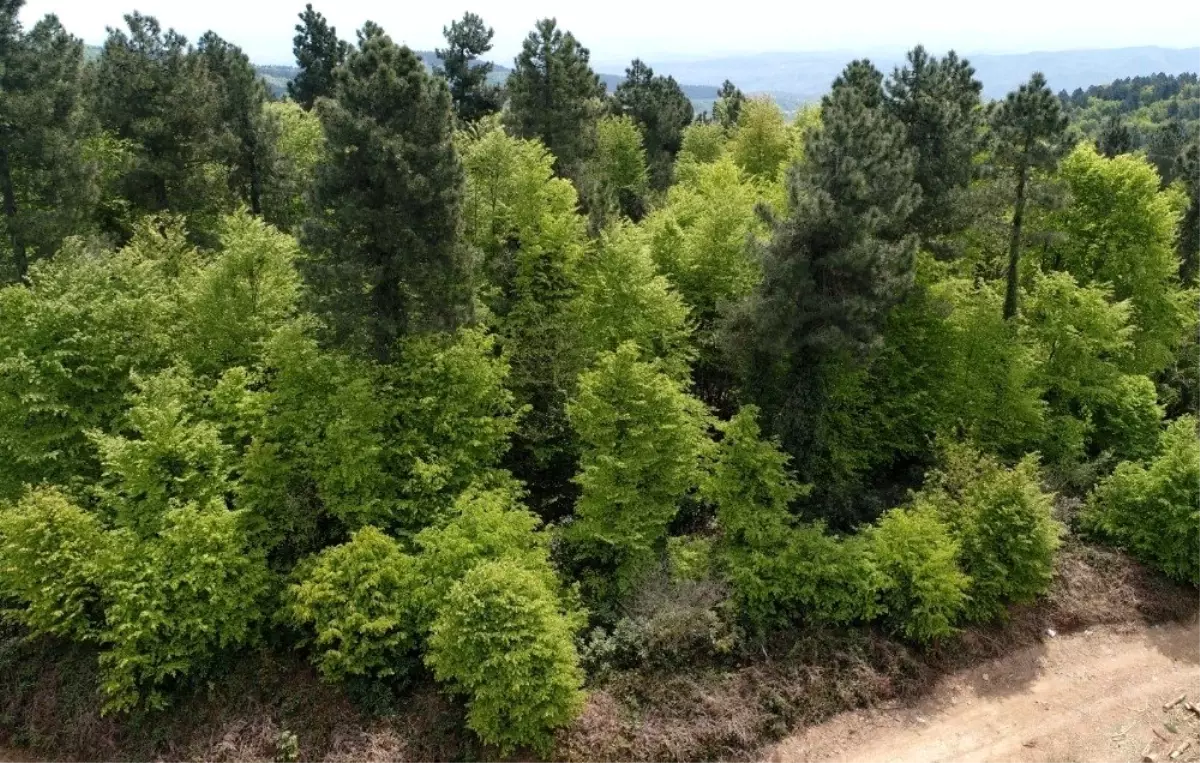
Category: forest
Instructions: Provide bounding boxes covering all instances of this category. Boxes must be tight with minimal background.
[0,0,1197,759]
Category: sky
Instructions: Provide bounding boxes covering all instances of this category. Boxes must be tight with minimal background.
[20,0,1200,68]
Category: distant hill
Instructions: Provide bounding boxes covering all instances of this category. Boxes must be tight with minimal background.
[631,46,1200,106]
[251,52,721,109]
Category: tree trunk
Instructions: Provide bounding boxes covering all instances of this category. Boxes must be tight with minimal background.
[0,145,28,282]
[1003,163,1028,320]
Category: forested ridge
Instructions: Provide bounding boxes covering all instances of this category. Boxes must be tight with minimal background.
[0,1,1197,759]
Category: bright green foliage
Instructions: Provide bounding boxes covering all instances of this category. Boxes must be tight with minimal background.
[677,122,727,170]
[0,487,110,640]
[287,3,349,109]
[729,97,791,181]
[0,219,186,498]
[0,3,94,280]
[589,115,650,222]
[98,504,270,712]
[90,13,231,241]
[258,100,324,232]
[414,484,556,623]
[286,526,420,681]
[302,23,470,360]
[504,18,604,176]
[231,325,388,559]
[867,506,969,642]
[614,59,694,189]
[381,329,519,530]
[566,223,693,380]
[1048,143,1193,374]
[435,12,502,123]
[1090,374,1164,463]
[989,72,1070,319]
[703,406,803,548]
[919,445,1060,622]
[1022,271,1157,464]
[1083,416,1200,584]
[425,560,585,755]
[177,211,301,377]
[90,369,231,537]
[567,342,708,590]
[458,124,584,502]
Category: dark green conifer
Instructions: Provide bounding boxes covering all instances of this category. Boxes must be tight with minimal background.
[504,19,604,176]
[287,3,349,109]
[989,72,1069,319]
[614,59,694,188]
[196,32,268,214]
[301,23,471,362]
[1096,114,1133,158]
[435,12,502,123]
[885,46,984,241]
[714,79,745,129]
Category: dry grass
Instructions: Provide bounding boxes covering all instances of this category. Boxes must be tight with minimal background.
[1,539,1194,763]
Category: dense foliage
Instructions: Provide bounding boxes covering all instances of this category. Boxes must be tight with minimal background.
[0,0,1196,753]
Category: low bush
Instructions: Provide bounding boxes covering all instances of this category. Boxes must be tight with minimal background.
[426,560,586,755]
[867,507,970,643]
[921,445,1061,622]
[286,526,419,683]
[1083,415,1200,584]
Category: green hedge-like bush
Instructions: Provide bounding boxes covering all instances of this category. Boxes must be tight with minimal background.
[867,507,969,643]
[0,487,111,641]
[1083,416,1200,584]
[286,526,419,682]
[426,560,585,755]
[922,445,1061,621]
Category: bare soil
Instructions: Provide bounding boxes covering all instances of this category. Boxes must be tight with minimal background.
[767,619,1200,763]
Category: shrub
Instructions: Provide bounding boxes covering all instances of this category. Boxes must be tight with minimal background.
[866,506,969,643]
[98,504,271,712]
[425,560,585,755]
[414,483,556,625]
[0,487,110,641]
[568,342,708,593]
[921,446,1061,621]
[1083,416,1200,584]
[286,526,419,682]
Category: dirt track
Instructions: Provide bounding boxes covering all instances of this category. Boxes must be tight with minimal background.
[768,619,1200,763]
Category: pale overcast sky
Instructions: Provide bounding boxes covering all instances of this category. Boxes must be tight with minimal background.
[20,0,1200,67]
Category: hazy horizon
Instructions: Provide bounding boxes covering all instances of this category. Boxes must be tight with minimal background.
[19,0,1200,68]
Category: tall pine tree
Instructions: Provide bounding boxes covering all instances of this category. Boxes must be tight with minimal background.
[287,3,349,109]
[726,59,920,524]
[435,12,502,123]
[0,0,92,280]
[301,22,471,362]
[989,72,1068,319]
[614,59,694,189]
[885,46,983,242]
[196,32,268,214]
[504,19,604,177]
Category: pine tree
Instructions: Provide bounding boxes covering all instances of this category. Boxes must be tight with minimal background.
[615,59,694,189]
[989,72,1068,319]
[435,12,502,123]
[90,13,228,239]
[725,59,920,523]
[0,1,91,280]
[1096,114,1133,158]
[714,79,745,129]
[287,3,349,109]
[196,32,267,214]
[885,46,983,241]
[301,23,470,361]
[504,18,604,176]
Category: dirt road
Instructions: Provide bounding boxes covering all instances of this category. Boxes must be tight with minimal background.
[768,619,1200,763]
